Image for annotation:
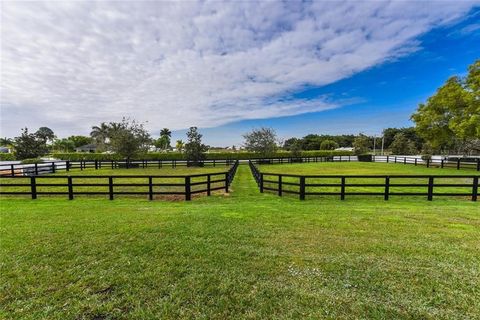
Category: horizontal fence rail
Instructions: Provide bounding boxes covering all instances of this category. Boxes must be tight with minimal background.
[249,161,479,202]
[0,159,239,177]
[0,161,239,201]
[373,155,480,171]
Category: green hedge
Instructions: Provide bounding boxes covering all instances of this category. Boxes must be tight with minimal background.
[51,150,353,161]
[0,153,15,161]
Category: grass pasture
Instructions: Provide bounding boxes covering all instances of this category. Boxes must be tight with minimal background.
[1,163,479,319]
[258,162,478,200]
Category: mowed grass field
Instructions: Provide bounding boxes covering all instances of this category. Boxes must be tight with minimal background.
[1,163,479,319]
[259,162,478,199]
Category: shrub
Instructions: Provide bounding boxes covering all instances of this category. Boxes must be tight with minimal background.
[357,155,373,162]
[21,158,43,164]
[0,153,15,161]
[320,140,339,150]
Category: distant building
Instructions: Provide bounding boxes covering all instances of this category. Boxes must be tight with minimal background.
[75,144,97,153]
[335,147,354,152]
[0,146,12,153]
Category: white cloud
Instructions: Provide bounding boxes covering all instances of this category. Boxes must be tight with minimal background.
[0,0,477,136]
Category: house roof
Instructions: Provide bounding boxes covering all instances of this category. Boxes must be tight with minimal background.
[75,144,97,150]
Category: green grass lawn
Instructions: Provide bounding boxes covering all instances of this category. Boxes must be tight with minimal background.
[1,164,479,319]
[258,162,479,199]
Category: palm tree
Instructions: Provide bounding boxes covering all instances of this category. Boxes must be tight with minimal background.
[90,122,110,151]
[159,128,172,150]
[176,139,184,152]
[160,128,171,137]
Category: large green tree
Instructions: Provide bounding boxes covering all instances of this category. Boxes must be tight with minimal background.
[389,133,417,155]
[243,128,277,157]
[35,127,56,144]
[353,134,371,155]
[411,60,480,154]
[14,128,49,160]
[108,119,152,160]
[184,127,207,165]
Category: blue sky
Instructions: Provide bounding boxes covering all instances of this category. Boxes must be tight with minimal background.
[1,1,479,146]
[182,9,480,146]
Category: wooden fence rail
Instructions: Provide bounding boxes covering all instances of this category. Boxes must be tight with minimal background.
[373,155,480,171]
[249,161,479,201]
[0,161,239,201]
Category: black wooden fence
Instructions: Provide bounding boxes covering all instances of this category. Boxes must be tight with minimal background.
[0,159,239,177]
[249,161,479,201]
[0,161,239,201]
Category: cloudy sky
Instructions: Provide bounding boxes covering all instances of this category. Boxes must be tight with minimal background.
[1,1,479,145]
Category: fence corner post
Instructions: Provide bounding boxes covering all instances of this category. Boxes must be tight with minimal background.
[260,173,264,193]
[340,177,345,200]
[225,172,229,193]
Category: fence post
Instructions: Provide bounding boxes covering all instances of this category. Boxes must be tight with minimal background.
[386,155,389,163]
[225,173,229,193]
[260,173,264,193]
[148,176,153,201]
[109,177,114,200]
[441,160,444,168]
[30,176,37,199]
[185,176,191,201]
[66,161,70,172]
[340,177,345,200]
[415,158,417,166]
[80,161,83,171]
[427,159,430,168]
[403,157,406,165]
[384,177,390,200]
[68,176,73,200]
[472,177,478,202]
[477,159,480,172]
[457,159,460,170]
[10,164,14,177]
[427,177,434,201]
[207,175,211,196]
[394,157,397,163]
[213,159,216,167]
[51,162,56,174]
[299,176,305,200]
[278,175,282,196]
[35,163,38,175]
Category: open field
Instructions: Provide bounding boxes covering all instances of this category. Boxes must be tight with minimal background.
[258,162,478,199]
[1,164,480,319]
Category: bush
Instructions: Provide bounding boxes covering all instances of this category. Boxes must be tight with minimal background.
[357,155,373,162]
[21,158,43,164]
[0,153,15,161]
[320,140,339,150]
[51,150,353,161]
